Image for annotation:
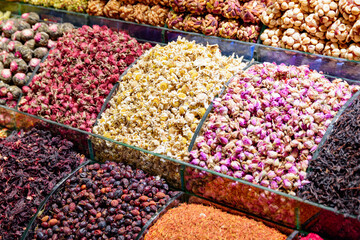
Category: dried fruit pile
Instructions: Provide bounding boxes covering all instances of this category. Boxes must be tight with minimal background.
[167,0,266,42]
[260,0,360,60]
[144,203,287,240]
[187,62,359,194]
[0,12,74,108]
[19,25,151,132]
[93,37,246,182]
[21,0,88,13]
[0,128,85,240]
[300,93,360,217]
[87,0,170,27]
[29,161,178,240]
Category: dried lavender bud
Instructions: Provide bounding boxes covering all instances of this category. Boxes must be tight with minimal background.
[29,161,177,240]
[300,94,360,217]
[0,128,85,240]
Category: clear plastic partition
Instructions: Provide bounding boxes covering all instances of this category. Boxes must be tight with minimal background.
[256,45,360,80]
[0,0,20,14]
[88,16,165,43]
[165,29,255,60]
[19,3,88,27]
[137,193,299,240]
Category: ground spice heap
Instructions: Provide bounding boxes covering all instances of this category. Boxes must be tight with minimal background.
[144,203,287,240]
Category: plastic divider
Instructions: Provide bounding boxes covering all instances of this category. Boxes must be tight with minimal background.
[19,3,88,27]
[0,0,20,15]
[21,160,92,240]
[88,16,165,43]
[255,44,360,80]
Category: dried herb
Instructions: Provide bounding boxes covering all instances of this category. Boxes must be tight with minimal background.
[144,203,287,240]
[0,128,85,240]
[0,127,9,138]
[29,161,178,240]
[300,95,360,217]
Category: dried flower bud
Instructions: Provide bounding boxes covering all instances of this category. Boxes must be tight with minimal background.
[349,19,360,42]
[201,14,220,36]
[221,0,242,19]
[346,42,360,60]
[315,0,339,26]
[167,10,185,30]
[299,0,318,13]
[237,24,260,42]
[87,0,107,16]
[206,0,225,15]
[260,3,282,28]
[260,28,283,47]
[324,41,349,58]
[186,0,207,15]
[339,0,360,22]
[218,19,239,39]
[281,4,307,31]
[184,14,204,33]
[170,0,187,12]
[281,28,302,50]
[304,14,327,39]
[240,0,266,24]
[300,32,326,54]
[326,17,352,43]
[104,0,122,19]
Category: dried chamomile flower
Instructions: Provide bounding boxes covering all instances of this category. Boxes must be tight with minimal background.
[323,41,349,58]
[93,37,247,183]
[346,42,360,60]
[87,0,107,16]
[299,0,318,13]
[166,10,185,30]
[218,19,239,39]
[300,32,326,54]
[240,0,266,24]
[104,0,122,19]
[221,0,242,19]
[349,19,360,42]
[201,14,220,36]
[237,23,260,42]
[260,3,282,28]
[339,0,360,22]
[260,28,283,47]
[304,14,327,39]
[281,5,307,31]
[281,28,302,51]
[184,14,204,33]
[326,17,352,43]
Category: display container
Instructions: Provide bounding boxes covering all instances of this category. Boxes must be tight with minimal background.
[0,2,359,239]
[137,193,300,240]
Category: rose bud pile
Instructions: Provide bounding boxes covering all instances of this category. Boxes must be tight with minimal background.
[19,25,151,132]
[187,62,359,195]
